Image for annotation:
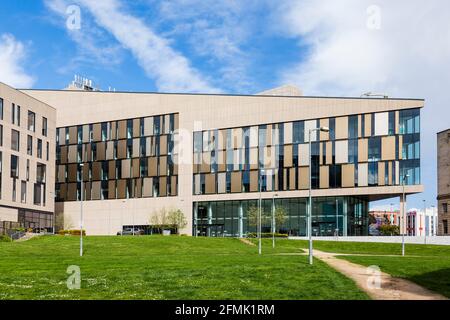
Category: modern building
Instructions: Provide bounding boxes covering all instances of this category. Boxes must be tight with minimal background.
[437,129,450,235]
[20,84,424,237]
[0,82,56,234]
[406,207,438,237]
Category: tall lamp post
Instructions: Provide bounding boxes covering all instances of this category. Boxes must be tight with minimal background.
[79,163,84,257]
[401,173,409,257]
[258,169,265,255]
[423,199,426,243]
[308,127,329,265]
[272,193,278,248]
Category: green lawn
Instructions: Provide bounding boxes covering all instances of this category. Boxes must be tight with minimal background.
[0,236,368,300]
[286,239,450,298]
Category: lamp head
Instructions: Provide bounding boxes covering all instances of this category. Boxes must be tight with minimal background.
[320,126,330,132]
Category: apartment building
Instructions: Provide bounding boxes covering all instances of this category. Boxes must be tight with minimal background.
[437,129,450,235]
[22,86,423,236]
[0,82,56,233]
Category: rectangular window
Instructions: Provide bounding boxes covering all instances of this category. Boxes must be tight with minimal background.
[293,121,305,143]
[443,203,448,213]
[0,97,3,120]
[27,111,36,131]
[368,136,381,161]
[27,135,33,155]
[46,141,50,161]
[348,115,358,139]
[42,117,48,136]
[21,181,27,203]
[399,109,420,134]
[26,159,30,181]
[0,124,2,146]
[12,179,17,202]
[37,139,43,158]
[11,129,20,151]
[11,155,19,178]
[34,183,42,205]
[36,163,46,183]
[388,111,395,135]
[444,220,448,235]
[12,103,20,126]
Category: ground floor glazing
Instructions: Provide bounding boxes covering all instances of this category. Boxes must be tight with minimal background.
[193,196,368,237]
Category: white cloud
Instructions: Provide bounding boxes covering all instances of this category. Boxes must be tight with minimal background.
[46,0,219,93]
[275,0,450,208]
[0,34,35,88]
[156,0,258,92]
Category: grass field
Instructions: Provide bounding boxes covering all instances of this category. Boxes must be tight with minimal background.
[0,236,369,300]
[290,240,450,298]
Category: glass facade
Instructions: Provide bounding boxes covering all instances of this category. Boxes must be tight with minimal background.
[194,196,368,237]
[193,109,421,195]
[55,113,179,201]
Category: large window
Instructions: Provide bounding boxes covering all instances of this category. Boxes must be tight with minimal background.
[21,181,27,203]
[400,109,420,134]
[11,129,20,151]
[11,155,19,178]
[293,121,304,143]
[27,135,33,155]
[12,103,20,126]
[28,111,36,132]
[42,117,48,136]
[37,139,43,159]
[368,137,381,161]
[348,115,358,139]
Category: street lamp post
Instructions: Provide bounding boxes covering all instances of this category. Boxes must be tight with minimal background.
[258,169,264,255]
[79,163,84,257]
[401,174,409,257]
[423,199,426,244]
[272,193,278,248]
[335,198,339,238]
[308,127,329,265]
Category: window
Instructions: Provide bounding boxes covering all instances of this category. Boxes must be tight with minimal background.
[36,163,46,183]
[27,111,35,131]
[193,132,202,153]
[0,125,2,146]
[27,135,33,155]
[12,103,20,126]
[12,179,17,202]
[388,111,395,135]
[37,139,43,158]
[11,155,19,178]
[399,109,420,134]
[34,183,42,205]
[42,117,48,136]
[21,181,27,203]
[444,220,448,235]
[402,133,420,160]
[443,203,448,213]
[0,97,3,119]
[293,121,305,143]
[26,159,30,181]
[46,141,49,161]
[11,129,20,151]
[368,137,381,161]
[348,115,358,139]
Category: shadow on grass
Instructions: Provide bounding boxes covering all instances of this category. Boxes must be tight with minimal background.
[407,268,450,298]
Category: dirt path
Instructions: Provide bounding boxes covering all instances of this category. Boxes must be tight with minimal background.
[313,249,448,300]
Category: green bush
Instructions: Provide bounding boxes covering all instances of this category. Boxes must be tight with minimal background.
[379,225,400,236]
[246,232,288,238]
[0,235,12,242]
[58,229,86,236]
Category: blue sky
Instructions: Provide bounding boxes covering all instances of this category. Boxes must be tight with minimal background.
[1,0,449,211]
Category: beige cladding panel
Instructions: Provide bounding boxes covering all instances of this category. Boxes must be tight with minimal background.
[205,173,216,194]
[378,162,385,186]
[358,139,368,162]
[320,166,329,189]
[364,114,372,137]
[298,167,309,190]
[284,122,293,144]
[335,117,348,140]
[342,164,355,188]
[382,136,396,160]
[231,172,242,193]
[319,118,329,140]
[284,145,293,167]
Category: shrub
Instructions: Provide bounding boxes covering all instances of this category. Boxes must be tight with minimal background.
[246,232,288,238]
[379,224,400,236]
[58,229,86,236]
[0,235,12,242]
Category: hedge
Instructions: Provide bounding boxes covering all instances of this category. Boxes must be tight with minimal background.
[58,229,86,236]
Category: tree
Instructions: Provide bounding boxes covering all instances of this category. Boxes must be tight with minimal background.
[379,224,400,236]
[274,206,287,230]
[167,209,187,234]
[246,205,270,227]
[150,208,169,233]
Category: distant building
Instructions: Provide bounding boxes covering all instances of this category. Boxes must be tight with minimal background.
[368,210,400,235]
[407,208,438,236]
[437,129,450,235]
